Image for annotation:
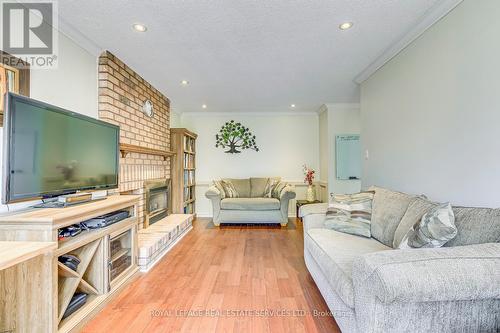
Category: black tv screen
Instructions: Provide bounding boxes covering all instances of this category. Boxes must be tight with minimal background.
[2,93,119,203]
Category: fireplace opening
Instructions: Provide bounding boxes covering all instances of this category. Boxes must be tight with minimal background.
[145,179,171,227]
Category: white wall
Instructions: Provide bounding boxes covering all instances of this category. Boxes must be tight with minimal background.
[318,104,361,197]
[30,32,99,118]
[360,0,500,207]
[170,110,182,128]
[0,31,99,212]
[179,112,320,216]
[318,106,329,184]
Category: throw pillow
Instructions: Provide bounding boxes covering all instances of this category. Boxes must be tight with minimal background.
[221,180,239,198]
[212,180,226,199]
[271,181,288,199]
[398,203,457,249]
[323,191,374,238]
[393,197,438,248]
[263,178,278,198]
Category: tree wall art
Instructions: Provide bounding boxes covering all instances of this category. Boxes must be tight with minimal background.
[215,120,259,154]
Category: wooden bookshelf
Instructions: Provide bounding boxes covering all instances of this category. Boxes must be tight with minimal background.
[171,128,197,215]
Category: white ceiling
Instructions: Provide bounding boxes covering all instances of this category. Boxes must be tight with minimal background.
[58,0,444,113]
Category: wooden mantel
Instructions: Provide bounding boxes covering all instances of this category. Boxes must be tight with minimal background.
[119,143,175,160]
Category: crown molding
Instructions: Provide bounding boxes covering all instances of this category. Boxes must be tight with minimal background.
[354,0,463,84]
[57,17,103,57]
[180,111,318,117]
[317,103,360,114]
[170,106,182,115]
[317,104,328,115]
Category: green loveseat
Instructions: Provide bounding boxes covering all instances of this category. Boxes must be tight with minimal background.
[205,178,296,226]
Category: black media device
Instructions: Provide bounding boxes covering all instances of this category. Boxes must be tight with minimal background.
[83,210,130,229]
[58,254,81,272]
[62,293,87,319]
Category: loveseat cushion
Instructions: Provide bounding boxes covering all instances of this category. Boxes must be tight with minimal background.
[221,198,280,210]
[370,186,415,247]
[250,177,269,197]
[444,206,500,247]
[223,178,250,197]
[305,228,391,308]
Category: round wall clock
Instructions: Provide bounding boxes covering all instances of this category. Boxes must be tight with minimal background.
[142,100,154,118]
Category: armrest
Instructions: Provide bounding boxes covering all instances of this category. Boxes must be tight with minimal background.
[280,185,296,201]
[299,203,329,218]
[300,203,329,231]
[205,185,222,199]
[278,185,296,224]
[205,186,222,225]
[353,243,500,304]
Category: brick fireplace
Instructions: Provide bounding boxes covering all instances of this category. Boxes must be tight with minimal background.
[98,51,171,229]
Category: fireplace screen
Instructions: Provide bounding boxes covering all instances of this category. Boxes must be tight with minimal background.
[145,179,171,227]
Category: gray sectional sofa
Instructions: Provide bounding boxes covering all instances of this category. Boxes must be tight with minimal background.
[301,186,500,333]
[205,177,296,226]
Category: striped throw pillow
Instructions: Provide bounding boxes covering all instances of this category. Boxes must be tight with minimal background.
[263,178,277,198]
[221,180,239,198]
[213,180,226,199]
[324,191,374,238]
[271,181,288,199]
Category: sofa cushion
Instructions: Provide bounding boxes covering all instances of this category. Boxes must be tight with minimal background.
[445,206,500,247]
[370,186,415,248]
[223,178,250,197]
[221,198,280,210]
[250,177,269,197]
[393,197,438,248]
[305,228,391,308]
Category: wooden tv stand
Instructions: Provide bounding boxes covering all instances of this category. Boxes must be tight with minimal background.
[0,195,140,333]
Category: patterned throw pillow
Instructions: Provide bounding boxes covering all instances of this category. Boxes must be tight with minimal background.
[324,192,374,238]
[262,178,278,198]
[398,203,457,249]
[212,180,226,199]
[271,181,288,199]
[221,180,239,198]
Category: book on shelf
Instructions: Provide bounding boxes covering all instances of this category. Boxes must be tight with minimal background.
[183,136,195,152]
[183,185,194,202]
[184,170,195,186]
[183,153,195,169]
[183,203,194,214]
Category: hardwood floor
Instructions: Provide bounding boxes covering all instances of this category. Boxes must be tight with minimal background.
[83,218,340,333]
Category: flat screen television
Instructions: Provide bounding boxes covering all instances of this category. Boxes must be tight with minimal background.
[2,93,119,203]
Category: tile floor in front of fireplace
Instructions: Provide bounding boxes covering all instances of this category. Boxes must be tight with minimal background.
[82,218,340,333]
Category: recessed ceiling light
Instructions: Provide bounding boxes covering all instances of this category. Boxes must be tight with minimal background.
[202,104,207,109]
[290,104,296,108]
[132,23,147,32]
[339,22,353,30]
[181,80,189,86]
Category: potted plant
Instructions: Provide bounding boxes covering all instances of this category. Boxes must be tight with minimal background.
[303,164,316,202]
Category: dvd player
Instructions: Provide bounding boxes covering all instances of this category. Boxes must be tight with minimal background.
[83,211,130,229]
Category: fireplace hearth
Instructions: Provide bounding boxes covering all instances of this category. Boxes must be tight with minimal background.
[144,179,171,228]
